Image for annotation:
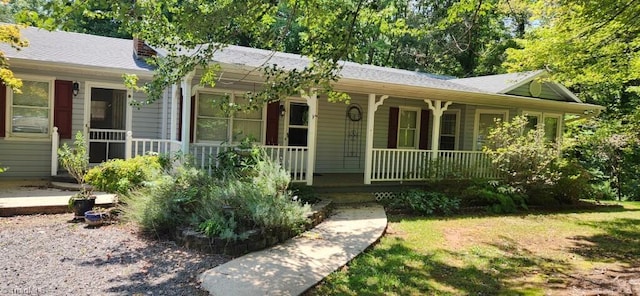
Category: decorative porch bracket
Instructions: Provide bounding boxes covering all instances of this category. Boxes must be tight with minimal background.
[300,88,319,186]
[364,94,389,184]
[425,99,452,159]
[180,71,196,153]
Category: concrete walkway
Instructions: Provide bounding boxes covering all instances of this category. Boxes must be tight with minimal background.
[199,204,387,296]
[0,181,116,216]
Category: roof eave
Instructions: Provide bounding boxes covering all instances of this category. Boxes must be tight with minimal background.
[336,78,604,114]
[7,58,155,78]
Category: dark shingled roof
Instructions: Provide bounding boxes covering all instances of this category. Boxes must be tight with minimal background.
[0,25,153,72]
[208,45,486,93]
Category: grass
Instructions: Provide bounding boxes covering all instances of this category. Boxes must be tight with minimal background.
[308,201,640,295]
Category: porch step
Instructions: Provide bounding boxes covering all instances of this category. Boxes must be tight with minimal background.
[50,172,77,184]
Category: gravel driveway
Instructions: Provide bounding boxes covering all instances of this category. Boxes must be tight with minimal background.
[0,214,229,295]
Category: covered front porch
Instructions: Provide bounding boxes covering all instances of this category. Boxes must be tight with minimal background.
[50,88,499,186]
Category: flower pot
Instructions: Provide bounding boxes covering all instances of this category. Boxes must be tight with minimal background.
[71,198,95,220]
[84,210,108,227]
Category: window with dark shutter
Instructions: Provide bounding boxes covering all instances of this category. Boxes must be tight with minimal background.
[265,101,280,145]
[387,107,399,148]
[0,83,5,138]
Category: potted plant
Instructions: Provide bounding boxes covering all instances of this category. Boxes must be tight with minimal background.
[58,131,95,221]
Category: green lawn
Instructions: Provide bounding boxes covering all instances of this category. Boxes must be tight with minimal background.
[308,201,640,296]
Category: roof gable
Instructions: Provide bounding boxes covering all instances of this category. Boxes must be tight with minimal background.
[450,70,581,103]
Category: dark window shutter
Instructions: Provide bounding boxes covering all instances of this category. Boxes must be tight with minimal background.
[189,95,196,143]
[54,80,73,139]
[0,83,5,138]
[177,91,183,141]
[419,109,430,150]
[265,101,280,145]
[387,107,399,148]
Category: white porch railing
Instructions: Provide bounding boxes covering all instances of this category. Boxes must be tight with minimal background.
[370,148,499,181]
[88,128,127,162]
[190,144,309,183]
[130,136,182,158]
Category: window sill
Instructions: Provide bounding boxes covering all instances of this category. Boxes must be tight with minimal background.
[3,133,51,142]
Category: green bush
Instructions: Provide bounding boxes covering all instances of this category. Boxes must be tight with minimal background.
[288,183,320,204]
[121,146,310,240]
[550,160,592,203]
[385,189,460,216]
[86,155,163,195]
[121,166,210,237]
[194,155,310,239]
[484,116,558,194]
[460,183,527,213]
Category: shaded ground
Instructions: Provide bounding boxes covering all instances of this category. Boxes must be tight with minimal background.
[0,213,229,295]
[309,201,640,295]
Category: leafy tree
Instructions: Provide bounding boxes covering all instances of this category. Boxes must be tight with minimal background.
[565,108,640,200]
[505,0,640,111]
[0,23,27,90]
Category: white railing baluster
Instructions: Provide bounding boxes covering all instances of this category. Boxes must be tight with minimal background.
[368,148,498,182]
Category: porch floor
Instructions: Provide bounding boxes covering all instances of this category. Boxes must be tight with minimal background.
[311,173,427,194]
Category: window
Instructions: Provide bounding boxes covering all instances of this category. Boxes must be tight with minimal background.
[474,109,508,150]
[522,111,562,143]
[440,111,459,150]
[195,92,263,143]
[232,96,263,142]
[287,101,308,146]
[522,111,541,134]
[543,115,560,142]
[398,108,419,148]
[9,79,52,136]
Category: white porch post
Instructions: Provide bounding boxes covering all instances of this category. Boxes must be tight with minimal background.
[169,84,179,141]
[51,127,59,176]
[302,88,318,186]
[364,94,388,184]
[125,131,133,159]
[180,72,195,154]
[425,99,452,159]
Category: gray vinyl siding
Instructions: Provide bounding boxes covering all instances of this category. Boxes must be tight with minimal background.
[315,94,368,174]
[0,68,165,179]
[131,90,162,139]
[507,83,566,101]
[0,140,51,179]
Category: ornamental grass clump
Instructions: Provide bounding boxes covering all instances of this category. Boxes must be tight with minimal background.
[121,145,310,241]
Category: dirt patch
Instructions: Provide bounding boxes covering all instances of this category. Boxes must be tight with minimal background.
[548,267,640,296]
[0,214,229,295]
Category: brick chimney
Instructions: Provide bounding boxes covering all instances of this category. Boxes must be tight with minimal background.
[133,38,157,59]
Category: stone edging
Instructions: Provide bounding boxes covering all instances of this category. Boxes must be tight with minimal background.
[175,200,333,257]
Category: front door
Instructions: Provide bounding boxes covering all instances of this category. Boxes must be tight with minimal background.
[88,87,128,163]
[286,101,309,146]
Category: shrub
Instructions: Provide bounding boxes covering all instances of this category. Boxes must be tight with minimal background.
[460,183,527,213]
[122,145,311,240]
[288,183,320,204]
[58,131,91,195]
[385,189,460,216]
[549,160,592,204]
[85,154,163,195]
[194,156,310,239]
[121,166,210,237]
[484,116,559,194]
